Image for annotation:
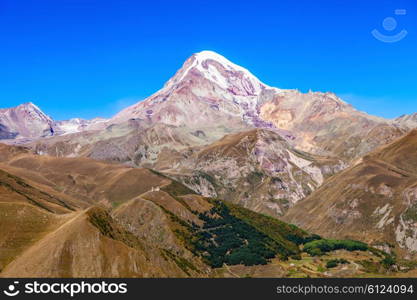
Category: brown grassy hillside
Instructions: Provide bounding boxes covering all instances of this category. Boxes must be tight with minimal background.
[284,130,417,258]
[0,144,319,278]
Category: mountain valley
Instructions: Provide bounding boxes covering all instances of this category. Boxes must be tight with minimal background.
[1,51,417,278]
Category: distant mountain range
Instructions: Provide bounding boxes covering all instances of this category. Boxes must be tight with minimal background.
[0,102,107,141]
[2,51,415,157]
[1,51,417,277]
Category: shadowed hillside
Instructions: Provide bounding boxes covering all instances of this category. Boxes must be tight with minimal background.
[284,129,417,259]
[0,144,322,277]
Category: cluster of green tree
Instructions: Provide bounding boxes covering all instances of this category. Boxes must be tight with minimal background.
[286,234,322,245]
[303,239,368,256]
[381,255,396,268]
[193,201,299,268]
[154,179,311,269]
[222,201,316,250]
[304,238,398,270]
[326,258,349,268]
[359,255,398,273]
[148,171,400,272]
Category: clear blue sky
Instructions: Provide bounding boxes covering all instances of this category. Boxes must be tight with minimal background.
[0,0,416,120]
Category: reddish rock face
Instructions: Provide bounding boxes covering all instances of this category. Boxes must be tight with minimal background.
[395,113,417,130]
[110,51,274,130]
[259,90,405,160]
[2,50,417,270]
[284,129,417,259]
[0,102,54,140]
[1,51,409,161]
[0,102,108,142]
[108,51,406,161]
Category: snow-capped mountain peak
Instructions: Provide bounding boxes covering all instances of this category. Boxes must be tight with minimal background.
[110,50,281,127]
[54,117,108,135]
[16,102,53,122]
[0,102,109,141]
[0,102,54,140]
[165,50,273,96]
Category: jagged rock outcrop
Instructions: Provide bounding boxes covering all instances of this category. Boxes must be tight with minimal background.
[284,129,417,258]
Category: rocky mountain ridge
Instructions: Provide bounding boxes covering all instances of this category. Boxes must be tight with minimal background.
[284,129,417,259]
[1,51,417,276]
[2,51,412,161]
[0,103,107,142]
[2,51,415,222]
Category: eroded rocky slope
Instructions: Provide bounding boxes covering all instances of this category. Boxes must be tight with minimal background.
[161,129,345,217]
[0,144,315,277]
[284,129,417,258]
